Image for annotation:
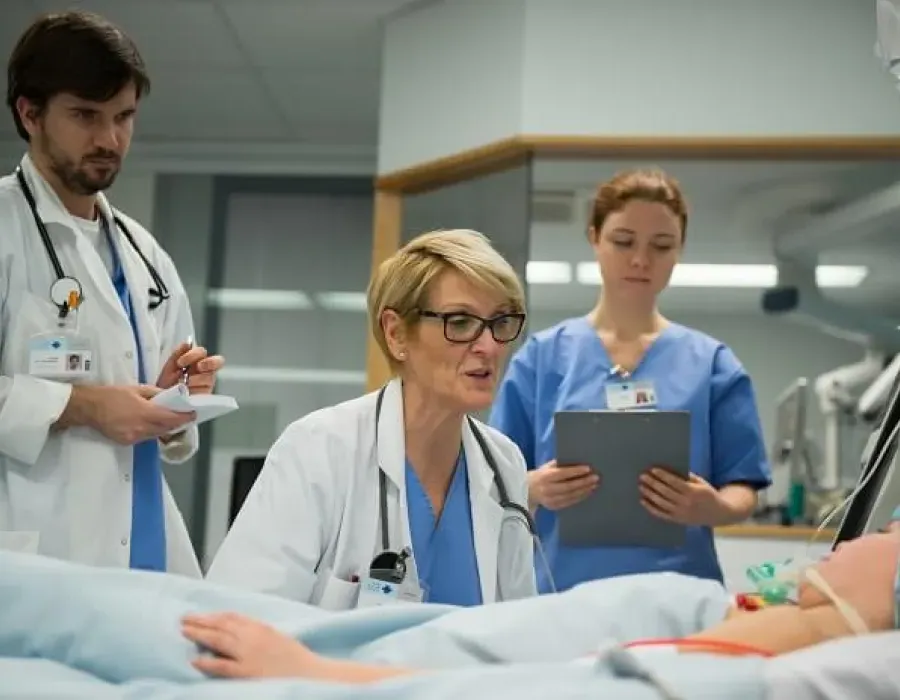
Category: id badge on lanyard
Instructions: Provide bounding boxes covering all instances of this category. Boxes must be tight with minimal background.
[28,286,95,381]
[605,379,658,411]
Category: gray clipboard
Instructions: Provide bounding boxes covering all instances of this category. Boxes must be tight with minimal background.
[554,410,691,549]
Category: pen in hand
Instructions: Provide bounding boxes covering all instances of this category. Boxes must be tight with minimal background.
[180,335,193,388]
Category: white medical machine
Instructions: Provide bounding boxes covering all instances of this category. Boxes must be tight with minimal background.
[833,359,900,545]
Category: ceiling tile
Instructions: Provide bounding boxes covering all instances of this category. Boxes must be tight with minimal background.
[261,67,381,120]
[31,0,247,68]
[134,68,293,141]
[220,2,384,69]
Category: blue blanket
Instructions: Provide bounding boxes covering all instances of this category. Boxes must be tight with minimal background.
[0,551,766,699]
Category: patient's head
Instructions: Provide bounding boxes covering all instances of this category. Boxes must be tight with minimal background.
[798,531,900,631]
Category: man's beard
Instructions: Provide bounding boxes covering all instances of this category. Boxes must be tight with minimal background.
[41,137,121,196]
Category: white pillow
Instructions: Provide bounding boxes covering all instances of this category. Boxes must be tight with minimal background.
[766,631,900,700]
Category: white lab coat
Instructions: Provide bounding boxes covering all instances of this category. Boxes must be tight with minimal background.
[0,155,200,576]
[207,377,537,608]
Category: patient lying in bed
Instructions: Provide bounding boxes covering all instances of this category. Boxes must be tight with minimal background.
[179,529,900,684]
[0,529,896,696]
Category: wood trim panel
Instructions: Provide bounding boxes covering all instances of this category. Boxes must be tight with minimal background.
[365,190,403,392]
[526,134,900,160]
[375,137,530,195]
[375,135,900,194]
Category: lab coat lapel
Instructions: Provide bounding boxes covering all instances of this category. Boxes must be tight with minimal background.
[462,421,503,604]
[375,379,416,561]
[96,198,159,382]
[20,156,129,326]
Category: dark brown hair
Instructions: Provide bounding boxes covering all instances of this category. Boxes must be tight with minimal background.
[589,168,689,242]
[6,11,150,141]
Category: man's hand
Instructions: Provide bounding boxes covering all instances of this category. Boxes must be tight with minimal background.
[157,342,225,395]
[77,384,194,445]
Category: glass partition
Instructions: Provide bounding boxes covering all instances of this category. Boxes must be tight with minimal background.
[196,176,374,565]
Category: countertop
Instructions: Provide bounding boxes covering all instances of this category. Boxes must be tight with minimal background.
[713,524,836,541]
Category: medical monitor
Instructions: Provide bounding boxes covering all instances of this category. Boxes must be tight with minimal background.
[833,364,900,546]
[772,378,809,479]
[229,456,265,527]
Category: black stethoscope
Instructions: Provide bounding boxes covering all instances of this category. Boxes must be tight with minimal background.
[16,167,170,318]
[370,385,537,585]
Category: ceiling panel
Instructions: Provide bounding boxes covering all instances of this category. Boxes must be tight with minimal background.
[262,67,380,119]
[262,66,381,144]
[221,2,384,69]
[31,0,248,68]
[134,68,292,141]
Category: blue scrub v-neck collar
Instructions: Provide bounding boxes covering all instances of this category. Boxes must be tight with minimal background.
[577,315,679,375]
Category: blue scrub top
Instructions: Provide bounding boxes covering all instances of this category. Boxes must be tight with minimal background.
[489,317,772,593]
[406,452,484,606]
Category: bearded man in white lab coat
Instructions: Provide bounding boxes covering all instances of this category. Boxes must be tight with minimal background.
[0,10,224,575]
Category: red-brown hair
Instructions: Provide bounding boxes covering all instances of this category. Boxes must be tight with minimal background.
[589,168,689,242]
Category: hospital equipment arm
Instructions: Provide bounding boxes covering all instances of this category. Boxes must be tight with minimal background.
[815,352,886,489]
[858,354,900,422]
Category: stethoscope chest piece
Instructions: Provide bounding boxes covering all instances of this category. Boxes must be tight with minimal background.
[369,548,410,584]
[49,276,83,317]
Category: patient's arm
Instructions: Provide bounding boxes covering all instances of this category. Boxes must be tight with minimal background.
[182,601,857,685]
[182,613,418,684]
[686,604,854,656]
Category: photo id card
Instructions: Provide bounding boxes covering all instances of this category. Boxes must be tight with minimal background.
[28,331,94,380]
[605,380,657,411]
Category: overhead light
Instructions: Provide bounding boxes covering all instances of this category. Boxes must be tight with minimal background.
[316,291,368,312]
[218,366,365,385]
[574,263,868,289]
[526,260,572,284]
[815,266,869,288]
[206,288,312,310]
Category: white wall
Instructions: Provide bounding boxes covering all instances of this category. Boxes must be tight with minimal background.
[521,0,898,137]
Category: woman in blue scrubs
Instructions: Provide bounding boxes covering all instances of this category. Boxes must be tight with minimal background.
[490,168,772,593]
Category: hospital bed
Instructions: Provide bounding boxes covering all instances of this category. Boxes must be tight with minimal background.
[0,548,899,700]
[2,369,900,700]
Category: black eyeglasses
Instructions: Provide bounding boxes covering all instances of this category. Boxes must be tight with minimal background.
[418,309,526,344]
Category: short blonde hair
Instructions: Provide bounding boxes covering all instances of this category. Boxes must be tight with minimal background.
[367,229,526,365]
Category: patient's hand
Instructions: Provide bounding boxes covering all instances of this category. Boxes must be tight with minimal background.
[181,612,323,679]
